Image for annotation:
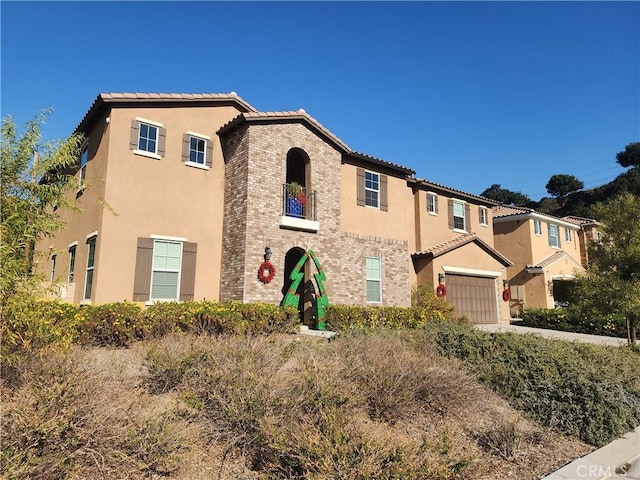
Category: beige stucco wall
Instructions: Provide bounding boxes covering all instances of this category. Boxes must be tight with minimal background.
[413,190,495,251]
[35,111,111,303]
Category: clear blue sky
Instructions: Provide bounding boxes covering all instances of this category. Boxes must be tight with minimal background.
[2,1,638,200]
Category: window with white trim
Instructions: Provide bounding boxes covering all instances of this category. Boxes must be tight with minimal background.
[453,200,466,231]
[366,256,382,303]
[84,236,96,301]
[548,223,560,248]
[79,145,88,186]
[138,123,158,154]
[188,136,206,165]
[365,171,379,208]
[68,245,76,283]
[564,227,572,242]
[151,240,183,301]
[479,206,488,226]
[534,219,542,236]
[428,193,438,214]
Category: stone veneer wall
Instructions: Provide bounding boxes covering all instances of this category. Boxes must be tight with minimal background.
[219,121,412,307]
[219,124,250,301]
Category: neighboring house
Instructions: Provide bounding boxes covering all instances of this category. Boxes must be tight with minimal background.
[37,92,512,325]
[492,205,587,313]
[561,215,601,268]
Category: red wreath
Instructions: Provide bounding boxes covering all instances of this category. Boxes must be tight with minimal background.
[258,261,276,284]
[436,284,447,298]
[502,289,511,302]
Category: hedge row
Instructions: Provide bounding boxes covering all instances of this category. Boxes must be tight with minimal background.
[325,304,461,331]
[520,308,627,338]
[1,300,299,364]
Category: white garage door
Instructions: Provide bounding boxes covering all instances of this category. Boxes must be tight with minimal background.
[445,274,498,324]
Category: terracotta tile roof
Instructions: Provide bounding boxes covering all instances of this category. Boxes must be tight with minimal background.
[562,215,600,226]
[492,204,535,217]
[412,233,512,266]
[348,151,416,175]
[527,251,585,271]
[74,92,257,134]
[409,178,499,206]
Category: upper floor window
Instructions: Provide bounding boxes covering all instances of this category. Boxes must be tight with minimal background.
[428,192,438,215]
[452,200,466,231]
[548,223,561,248]
[365,171,379,208]
[79,145,88,186]
[479,206,488,226]
[366,256,382,303]
[182,132,213,169]
[357,168,388,211]
[534,219,542,236]
[130,118,166,159]
[139,123,158,153]
[564,228,572,242]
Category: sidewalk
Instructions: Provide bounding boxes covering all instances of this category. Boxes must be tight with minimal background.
[476,323,629,347]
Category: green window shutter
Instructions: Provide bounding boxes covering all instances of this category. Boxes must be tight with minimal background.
[182,134,190,162]
[357,168,366,206]
[447,199,454,229]
[206,141,213,168]
[380,174,388,211]
[180,242,197,301]
[132,237,154,301]
[158,127,167,157]
[129,120,140,150]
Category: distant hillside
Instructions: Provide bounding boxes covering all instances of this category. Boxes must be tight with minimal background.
[530,166,640,219]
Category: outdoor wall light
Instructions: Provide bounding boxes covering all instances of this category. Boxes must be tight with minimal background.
[264,247,272,262]
[438,273,445,284]
[503,280,509,289]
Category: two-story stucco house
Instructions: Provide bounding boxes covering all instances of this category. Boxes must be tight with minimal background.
[492,205,588,313]
[38,92,512,325]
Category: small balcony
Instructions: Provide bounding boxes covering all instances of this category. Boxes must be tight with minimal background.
[280,183,320,232]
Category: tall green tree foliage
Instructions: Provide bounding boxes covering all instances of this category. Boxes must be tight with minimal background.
[616,142,640,168]
[480,183,531,206]
[545,174,584,198]
[570,193,640,343]
[1,110,83,308]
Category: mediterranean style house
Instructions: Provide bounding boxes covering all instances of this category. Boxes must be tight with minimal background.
[38,92,513,325]
[492,205,595,314]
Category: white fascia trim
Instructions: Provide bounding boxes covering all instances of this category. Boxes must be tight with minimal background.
[133,149,161,160]
[86,231,98,239]
[135,117,164,127]
[493,212,580,230]
[186,131,211,140]
[279,216,320,232]
[551,274,577,280]
[150,234,188,242]
[442,265,503,278]
[69,241,79,248]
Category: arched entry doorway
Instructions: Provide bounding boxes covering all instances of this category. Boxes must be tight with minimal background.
[281,248,329,330]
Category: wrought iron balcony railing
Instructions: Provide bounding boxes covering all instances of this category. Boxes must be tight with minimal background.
[282,183,316,221]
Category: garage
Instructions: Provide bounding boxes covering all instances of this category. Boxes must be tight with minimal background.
[445,274,498,324]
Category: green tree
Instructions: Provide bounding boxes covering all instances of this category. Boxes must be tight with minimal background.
[545,174,584,198]
[616,142,640,168]
[1,110,83,308]
[480,184,531,205]
[569,193,640,343]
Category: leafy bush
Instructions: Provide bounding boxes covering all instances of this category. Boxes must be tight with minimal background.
[521,308,627,338]
[425,321,640,446]
[325,304,460,332]
[77,302,143,347]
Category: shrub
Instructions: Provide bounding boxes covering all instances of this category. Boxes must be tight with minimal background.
[425,320,640,446]
[521,307,627,338]
[325,304,459,332]
[76,302,143,347]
